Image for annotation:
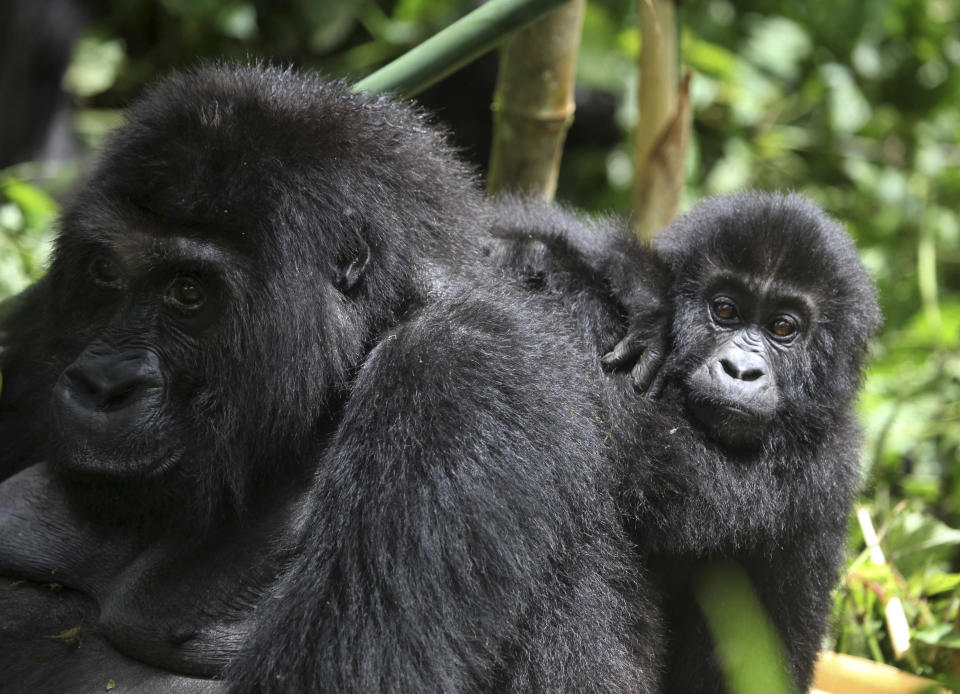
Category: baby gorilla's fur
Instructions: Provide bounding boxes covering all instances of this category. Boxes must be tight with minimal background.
[489,192,881,693]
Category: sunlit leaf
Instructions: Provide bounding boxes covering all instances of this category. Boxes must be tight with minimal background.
[62,36,125,98]
[743,16,811,82]
[2,180,57,228]
[821,63,871,133]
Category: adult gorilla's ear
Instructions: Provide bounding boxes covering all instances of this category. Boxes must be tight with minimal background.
[335,238,370,294]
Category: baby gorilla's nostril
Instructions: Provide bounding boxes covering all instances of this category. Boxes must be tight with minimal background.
[720,358,764,382]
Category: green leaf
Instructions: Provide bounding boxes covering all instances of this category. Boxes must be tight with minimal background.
[820,63,871,133]
[921,572,960,596]
[215,4,258,40]
[48,625,83,646]
[744,16,811,82]
[62,36,125,98]
[2,179,57,229]
[914,625,960,649]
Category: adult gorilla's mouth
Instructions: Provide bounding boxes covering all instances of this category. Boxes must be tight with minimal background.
[139,448,184,478]
[55,445,184,480]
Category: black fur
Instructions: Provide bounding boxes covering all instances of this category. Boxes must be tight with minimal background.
[0,65,659,692]
[489,192,882,693]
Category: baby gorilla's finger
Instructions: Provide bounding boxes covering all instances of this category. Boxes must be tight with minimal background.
[601,334,644,371]
[631,346,663,395]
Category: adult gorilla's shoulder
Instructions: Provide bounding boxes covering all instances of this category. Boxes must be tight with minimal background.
[0,64,659,693]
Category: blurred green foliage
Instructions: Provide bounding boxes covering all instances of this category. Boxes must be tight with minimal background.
[695,561,794,694]
[1,0,958,684]
[0,177,57,298]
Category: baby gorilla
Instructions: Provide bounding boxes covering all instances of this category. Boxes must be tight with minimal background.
[489,192,881,693]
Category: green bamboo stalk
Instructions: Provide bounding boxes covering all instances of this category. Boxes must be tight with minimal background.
[354,0,571,98]
[635,0,678,176]
[917,216,943,348]
[486,0,586,199]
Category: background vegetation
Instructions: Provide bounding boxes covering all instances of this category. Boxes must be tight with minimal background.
[1,0,957,687]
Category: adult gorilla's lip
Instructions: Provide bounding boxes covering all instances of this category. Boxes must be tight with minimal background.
[140,448,184,478]
[58,446,184,480]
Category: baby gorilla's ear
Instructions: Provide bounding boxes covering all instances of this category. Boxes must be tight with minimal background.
[336,238,370,293]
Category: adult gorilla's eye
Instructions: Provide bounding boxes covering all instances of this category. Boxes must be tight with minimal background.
[168,277,205,308]
[768,316,799,339]
[711,297,739,322]
[89,256,123,287]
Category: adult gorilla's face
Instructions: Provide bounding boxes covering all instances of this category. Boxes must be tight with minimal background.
[39,184,360,522]
[34,71,402,518]
[49,228,230,481]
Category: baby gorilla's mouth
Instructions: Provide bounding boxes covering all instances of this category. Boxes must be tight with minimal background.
[687,397,772,448]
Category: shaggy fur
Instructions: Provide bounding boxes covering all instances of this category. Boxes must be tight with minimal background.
[0,65,659,693]
[489,192,882,693]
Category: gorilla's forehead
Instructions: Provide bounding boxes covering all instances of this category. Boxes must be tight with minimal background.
[713,238,831,288]
[67,204,246,271]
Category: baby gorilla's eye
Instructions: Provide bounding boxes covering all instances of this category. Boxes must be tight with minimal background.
[168,277,205,308]
[89,256,123,287]
[711,297,739,322]
[768,315,799,339]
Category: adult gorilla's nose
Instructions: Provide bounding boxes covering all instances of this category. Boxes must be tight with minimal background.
[53,347,164,435]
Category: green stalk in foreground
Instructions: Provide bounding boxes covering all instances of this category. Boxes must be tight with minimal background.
[694,560,794,694]
[354,0,569,98]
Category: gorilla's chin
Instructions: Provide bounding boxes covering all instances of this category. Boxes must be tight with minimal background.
[686,397,771,449]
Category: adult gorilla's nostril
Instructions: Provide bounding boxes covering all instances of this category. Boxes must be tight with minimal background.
[59,349,163,414]
[62,365,102,403]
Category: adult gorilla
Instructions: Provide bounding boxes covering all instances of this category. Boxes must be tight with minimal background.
[0,65,659,693]
[489,192,882,693]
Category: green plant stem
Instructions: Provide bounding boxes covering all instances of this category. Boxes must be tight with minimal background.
[918,221,943,348]
[354,0,570,97]
[694,561,793,694]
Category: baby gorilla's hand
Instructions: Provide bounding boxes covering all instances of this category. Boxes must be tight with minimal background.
[602,239,672,396]
[601,311,668,396]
